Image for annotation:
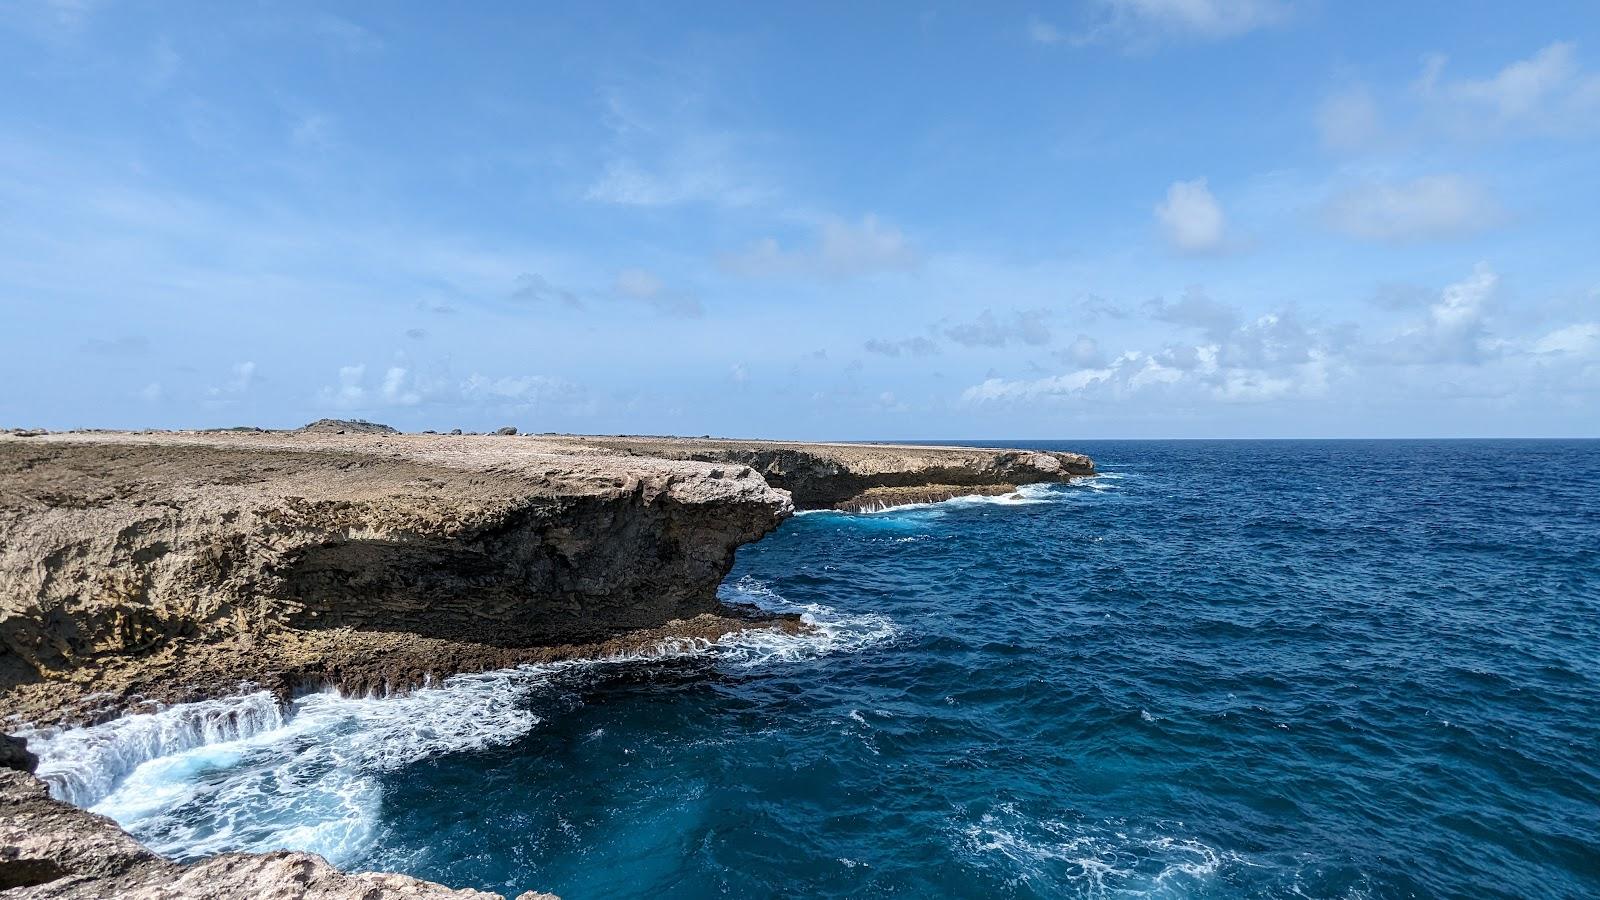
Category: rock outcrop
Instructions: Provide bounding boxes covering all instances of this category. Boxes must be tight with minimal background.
[0,432,791,723]
[524,436,1095,510]
[1,431,1090,724]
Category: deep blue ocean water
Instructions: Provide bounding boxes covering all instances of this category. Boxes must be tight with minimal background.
[33,440,1600,899]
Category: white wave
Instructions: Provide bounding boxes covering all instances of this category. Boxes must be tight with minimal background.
[25,577,894,867]
[23,690,285,809]
[958,808,1238,896]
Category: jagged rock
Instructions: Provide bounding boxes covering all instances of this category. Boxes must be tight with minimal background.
[496,426,518,435]
[835,484,1019,512]
[0,735,35,773]
[450,429,463,435]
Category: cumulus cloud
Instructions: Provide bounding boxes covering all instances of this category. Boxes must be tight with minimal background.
[1322,175,1501,243]
[721,215,916,279]
[963,287,1354,408]
[944,309,1053,348]
[1371,263,1500,366]
[1155,178,1228,254]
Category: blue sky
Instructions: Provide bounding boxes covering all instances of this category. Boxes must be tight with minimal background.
[2,1,1597,438]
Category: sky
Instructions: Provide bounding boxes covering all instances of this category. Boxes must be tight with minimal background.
[2,1,1597,439]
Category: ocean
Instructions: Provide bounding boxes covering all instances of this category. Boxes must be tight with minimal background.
[27,440,1600,899]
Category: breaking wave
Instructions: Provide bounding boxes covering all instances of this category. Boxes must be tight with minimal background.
[22,578,896,867]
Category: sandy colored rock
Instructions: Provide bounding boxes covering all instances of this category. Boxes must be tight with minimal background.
[532,434,1094,508]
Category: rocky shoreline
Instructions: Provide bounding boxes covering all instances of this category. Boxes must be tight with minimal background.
[0,427,1092,899]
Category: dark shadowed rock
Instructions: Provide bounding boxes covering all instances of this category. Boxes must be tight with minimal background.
[496,426,518,435]
[0,735,35,773]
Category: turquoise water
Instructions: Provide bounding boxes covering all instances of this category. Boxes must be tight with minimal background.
[33,440,1600,898]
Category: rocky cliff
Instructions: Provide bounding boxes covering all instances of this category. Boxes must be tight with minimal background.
[1,431,1090,724]
[529,435,1095,510]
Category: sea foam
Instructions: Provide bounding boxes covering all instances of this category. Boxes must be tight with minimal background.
[23,579,895,867]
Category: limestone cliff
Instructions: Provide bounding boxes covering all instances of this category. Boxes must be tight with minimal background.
[530,435,1095,509]
[0,431,1091,724]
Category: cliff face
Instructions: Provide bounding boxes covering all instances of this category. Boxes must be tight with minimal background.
[0,433,789,693]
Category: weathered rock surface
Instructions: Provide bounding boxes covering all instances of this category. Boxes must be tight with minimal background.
[1,431,1090,724]
[0,432,789,699]
[523,435,1095,509]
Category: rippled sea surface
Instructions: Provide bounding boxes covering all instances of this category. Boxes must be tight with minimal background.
[40,441,1600,899]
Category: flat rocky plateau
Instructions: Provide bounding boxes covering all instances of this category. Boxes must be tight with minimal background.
[0,428,1092,898]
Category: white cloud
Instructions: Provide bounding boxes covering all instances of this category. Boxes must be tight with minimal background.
[1155,178,1227,254]
[380,366,421,406]
[722,215,916,279]
[1323,175,1501,243]
[1533,322,1599,357]
[1377,262,1499,365]
[206,361,257,402]
[320,364,368,408]
[460,373,581,407]
[1432,42,1585,121]
[319,364,584,414]
[137,382,163,403]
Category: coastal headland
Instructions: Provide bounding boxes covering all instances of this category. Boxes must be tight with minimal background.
[0,426,1092,898]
